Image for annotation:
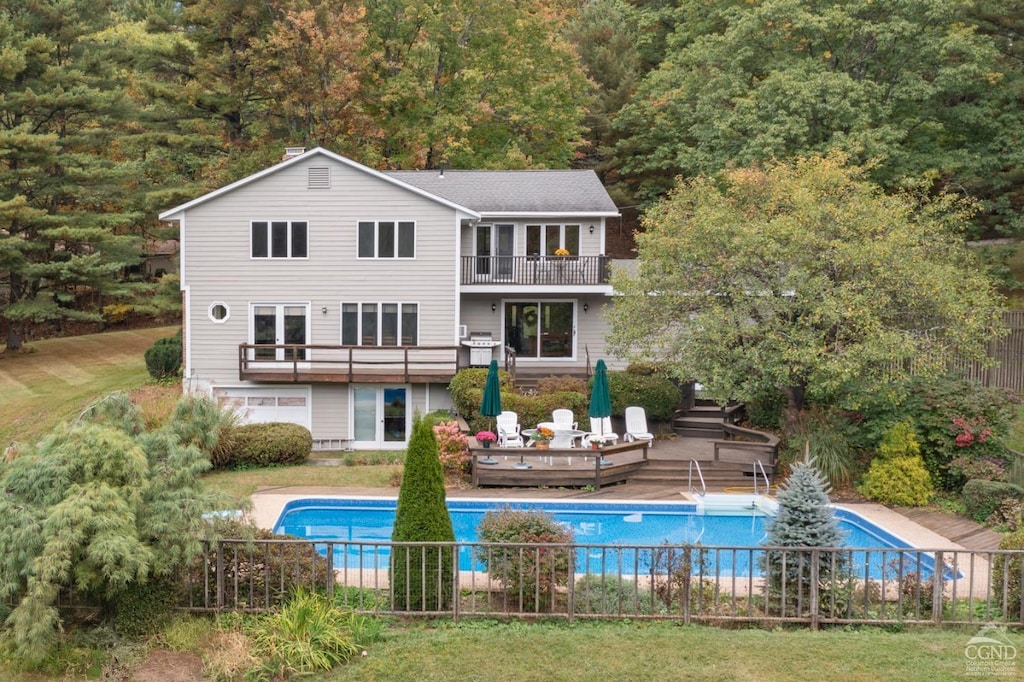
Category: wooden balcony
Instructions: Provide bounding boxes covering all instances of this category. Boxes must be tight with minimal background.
[460,255,610,286]
[238,344,461,383]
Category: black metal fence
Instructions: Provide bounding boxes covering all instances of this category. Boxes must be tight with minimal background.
[175,539,1024,628]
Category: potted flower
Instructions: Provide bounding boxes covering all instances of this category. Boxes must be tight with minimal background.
[532,426,554,450]
[554,247,570,257]
[589,435,608,450]
[476,431,497,448]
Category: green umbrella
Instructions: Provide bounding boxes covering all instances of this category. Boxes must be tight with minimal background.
[478,360,502,463]
[480,359,503,422]
[588,359,612,423]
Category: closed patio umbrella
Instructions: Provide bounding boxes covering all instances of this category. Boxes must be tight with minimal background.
[588,359,613,466]
[478,359,502,464]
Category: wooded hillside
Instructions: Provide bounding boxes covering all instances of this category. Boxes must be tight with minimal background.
[2,0,1022,347]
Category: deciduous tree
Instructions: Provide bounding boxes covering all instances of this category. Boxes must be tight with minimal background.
[608,155,1005,436]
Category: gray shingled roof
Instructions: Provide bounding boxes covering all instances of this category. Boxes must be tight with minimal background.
[385,169,619,215]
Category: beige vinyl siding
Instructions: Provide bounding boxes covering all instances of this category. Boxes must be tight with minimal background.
[181,158,461,386]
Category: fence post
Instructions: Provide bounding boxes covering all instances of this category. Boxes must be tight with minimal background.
[452,543,460,623]
[932,551,944,625]
[567,547,575,625]
[326,544,335,600]
[809,550,820,631]
[215,541,224,611]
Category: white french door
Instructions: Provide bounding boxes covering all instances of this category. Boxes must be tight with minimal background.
[351,385,409,449]
[475,223,515,279]
[251,303,309,362]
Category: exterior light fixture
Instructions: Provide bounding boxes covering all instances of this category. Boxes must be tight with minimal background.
[491,302,497,313]
[589,225,595,234]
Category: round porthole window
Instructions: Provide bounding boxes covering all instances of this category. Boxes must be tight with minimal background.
[209,302,230,323]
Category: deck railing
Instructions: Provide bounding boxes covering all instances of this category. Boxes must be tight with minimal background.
[237,343,461,383]
[460,255,611,286]
[176,539,1024,628]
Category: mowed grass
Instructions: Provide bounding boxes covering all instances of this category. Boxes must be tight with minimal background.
[202,462,401,502]
[325,621,1019,682]
[0,326,179,447]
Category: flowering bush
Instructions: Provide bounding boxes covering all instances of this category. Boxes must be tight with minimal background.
[949,455,1007,483]
[432,421,470,474]
[533,426,554,442]
[951,416,993,448]
[475,430,496,443]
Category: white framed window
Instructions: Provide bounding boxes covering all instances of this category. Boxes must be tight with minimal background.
[250,303,310,361]
[341,302,418,346]
[251,220,308,258]
[357,221,415,258]
[526,224,580,256]
[208,301,230,323]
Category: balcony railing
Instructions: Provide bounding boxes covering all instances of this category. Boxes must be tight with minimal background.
[238,343,461,383]
[461,255,611,286]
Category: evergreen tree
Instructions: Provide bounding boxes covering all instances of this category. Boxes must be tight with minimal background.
[390,414,455,611]
[0,393,226,662]
[0,1,146,349]
[761,460,846,615]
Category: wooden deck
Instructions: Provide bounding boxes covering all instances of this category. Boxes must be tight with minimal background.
[470,441,649,489]
[893,507,1005,551]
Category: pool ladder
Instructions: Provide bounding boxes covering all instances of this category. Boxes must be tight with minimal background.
[687,459,706,497]
[753,460,770,496]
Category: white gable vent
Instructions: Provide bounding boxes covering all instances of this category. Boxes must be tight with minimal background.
[307,166,331,189]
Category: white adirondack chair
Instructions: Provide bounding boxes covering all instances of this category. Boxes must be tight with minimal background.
[551,408,577,431]
[583,416,619,447]
[496,411,524,447]
[623,406,654,447]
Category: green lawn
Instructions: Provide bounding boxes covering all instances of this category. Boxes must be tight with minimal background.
[0,325,179,447]
[324,621,1020,682]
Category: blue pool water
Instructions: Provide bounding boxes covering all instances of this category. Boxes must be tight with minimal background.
[273,497,946,579]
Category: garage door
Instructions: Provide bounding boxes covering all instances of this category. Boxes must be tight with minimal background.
[214,387,311,430]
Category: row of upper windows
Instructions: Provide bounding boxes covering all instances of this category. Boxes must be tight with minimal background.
[250,220,415,259]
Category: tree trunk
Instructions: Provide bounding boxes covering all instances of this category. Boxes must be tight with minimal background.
[783,384,806,439]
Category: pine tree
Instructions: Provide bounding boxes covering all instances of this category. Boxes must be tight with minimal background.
[0,393,226,662]
[761,460,847,615]
[0,1,146,349]
[390,414,455,611]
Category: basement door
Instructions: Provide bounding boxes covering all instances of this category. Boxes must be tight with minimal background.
[350,385,409,449]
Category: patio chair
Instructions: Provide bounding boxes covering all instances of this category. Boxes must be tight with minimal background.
[496,411,524,448]
[623,406,654,447]
[552,408,577,431]
[582,416,620,448]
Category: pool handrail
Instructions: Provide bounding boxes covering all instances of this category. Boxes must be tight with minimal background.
[688,459,706,497]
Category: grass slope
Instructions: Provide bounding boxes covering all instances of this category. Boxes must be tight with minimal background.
[0,326,179,447]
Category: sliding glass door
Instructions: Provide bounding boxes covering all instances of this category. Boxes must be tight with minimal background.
[503,301,575,359]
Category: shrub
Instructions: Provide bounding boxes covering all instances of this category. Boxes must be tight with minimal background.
[536,374,588,395]
[247,590,360,677]
[432,420,470,474]
[102,303,133,325]
[110,574,179,637]
[949,455,1008,483]
[961,479,1024,523]
[781,408,857,487]
[222,422,312,468]
[391,415,455,610]
[448,367,511,417]
[476,507,574,612]
[574,574,652,615]
[855,374,1019,490]
[144,331,182,380]
[182,519,332,609]
[991,526,1024,617]
[745,389,786,430]
[858,421,933,507]
[607,370,679,421]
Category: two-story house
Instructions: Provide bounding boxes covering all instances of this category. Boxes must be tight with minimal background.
[159,147,621,450]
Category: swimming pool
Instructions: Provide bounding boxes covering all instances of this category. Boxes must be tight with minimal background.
[273,496,948,579]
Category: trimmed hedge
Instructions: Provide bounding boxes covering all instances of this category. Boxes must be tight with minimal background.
[992,526,1024,617]
[221,422,313,468]
[962,479,1024,523]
